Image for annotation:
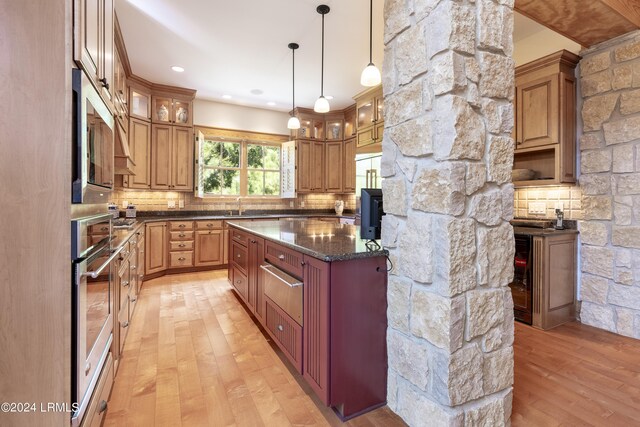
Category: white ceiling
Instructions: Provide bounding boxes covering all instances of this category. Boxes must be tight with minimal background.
[116,1,559,112]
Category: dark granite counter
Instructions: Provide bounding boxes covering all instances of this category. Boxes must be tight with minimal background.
[512,226,579,236]
[227,218,387,262]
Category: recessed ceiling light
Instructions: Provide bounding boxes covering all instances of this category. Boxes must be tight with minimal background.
[171,66,185,72]
[222,94,232,99]
[267,101,276,106]
[325,95,334,100]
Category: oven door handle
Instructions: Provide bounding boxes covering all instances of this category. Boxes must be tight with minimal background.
[260,264,303,288]
[82,247,123,279]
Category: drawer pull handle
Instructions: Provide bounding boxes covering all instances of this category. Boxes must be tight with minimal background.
[123,281,130,287]
[122,321,129,328]
[179,224,186,228]
[131,297,137,302]
[207,223,213,227]
[100,227,109,231]
[179,234,186,237]
[98,400,108,415]
[179,244,185,247]
[131,266,137,270]
[236,280,242,284]
[251,240,256,244]
[85,362,91,375]
[278,254,285,260]
[277,325,284,332]
[178,257,186,261]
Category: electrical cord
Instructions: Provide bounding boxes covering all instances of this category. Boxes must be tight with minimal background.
[365,239,394,272]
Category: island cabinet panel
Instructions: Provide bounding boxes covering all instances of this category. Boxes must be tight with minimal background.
[302,255,330,405]
[329,256,388,418]
[248,236,265,319]
[231,266,249,303]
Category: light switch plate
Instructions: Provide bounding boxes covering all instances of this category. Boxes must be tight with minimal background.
[528,201,546,215]
[122,200,128,209]
[179,199,185,208]
[168,200,176,209]
[300,201,305,208]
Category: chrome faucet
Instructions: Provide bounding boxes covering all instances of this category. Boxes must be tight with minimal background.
[236,197,244,216]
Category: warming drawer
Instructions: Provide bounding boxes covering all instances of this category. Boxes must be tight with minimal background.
[261,263,303,325]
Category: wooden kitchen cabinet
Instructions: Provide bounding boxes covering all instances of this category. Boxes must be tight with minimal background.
[74,0,114,108]
[145,222,167,275]
[324,141,343,192]
[248,236,265,321]
[296,139,324,193]
[123,118,151,189]
[168,221,194,269]
[513,50,580,186]
[152,95,192,127]
[129,84,151,121]
[150,124,193,191]
[343,137,356,193]
[344,105,357,139]
[194,229,224,266]
[354,85,383,148]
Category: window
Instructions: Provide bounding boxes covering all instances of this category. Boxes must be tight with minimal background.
[247,144,280,196]
[196,134,282,198]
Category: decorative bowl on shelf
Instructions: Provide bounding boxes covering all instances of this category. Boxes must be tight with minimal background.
[512,168,536,181]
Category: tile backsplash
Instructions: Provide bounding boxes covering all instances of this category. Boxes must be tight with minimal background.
[513,185,583,220]
[109,190,356,213]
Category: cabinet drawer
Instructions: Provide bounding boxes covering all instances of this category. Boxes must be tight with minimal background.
[231,228,249,247]
[79,352,113,427]
[264,241,303,279]
[231,242,248,272]
[231,266,248,302]
[170,240,194,251]
[196,220,223,230]
[169,251,193,268]
[170,231,194,241]
[170,221,193,231]
[264,296,303,373]
[118,299,130,355]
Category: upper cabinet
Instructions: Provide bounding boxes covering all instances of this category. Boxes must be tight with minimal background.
[513,50,580,186]
[129,84,151,121]
[354,85,383,149]
[74,0,114,108]
[152,95,192,127]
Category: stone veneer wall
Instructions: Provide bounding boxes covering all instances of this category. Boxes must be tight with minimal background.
[109,190,355,212]
[513,185,582,219]
[381,0,515,424]
[578,31,640,338]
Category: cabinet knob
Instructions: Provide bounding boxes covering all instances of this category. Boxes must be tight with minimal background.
[122,321,129,328]
[179,224,186,228]
[131,265,137,270]
[236,280,241,284]
[123,281,130,287]
[237,254,241,258]
[278,254,285,260]
[251,240,256,244]
[179,244,185,247]
[130,297,137,303]
[178,257,186,261]
[99,77,109,90]
[98,400,108,415]
[277,325,284,332]
[179,234,185,237]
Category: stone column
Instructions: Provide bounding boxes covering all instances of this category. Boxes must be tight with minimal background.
[381,0,515,424]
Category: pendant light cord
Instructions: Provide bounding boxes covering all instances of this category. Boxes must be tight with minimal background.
[321,12,325,97]
[369,0,373,64]
[292,48,295,113]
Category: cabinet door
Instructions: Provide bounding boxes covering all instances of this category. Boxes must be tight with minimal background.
[516,74,559,149]
[297,140,313,192]
[248,237,265,320]
[194,230,223,266]
[231,267,249,303]
[311,142,325,192]
[101,0,114,103]
[145,222,167,275]
[374,94,384,123]
[136,232,145,289]
[129,87,151,120]
[223,228,229,265]
[343,138,356,193]
[324,141,343,193]
[172,99,192,127]
[125,118,151,189]
[75,0,101,85]
[151,124,172,190]
[171,126,194,191]
[302,255,330,404]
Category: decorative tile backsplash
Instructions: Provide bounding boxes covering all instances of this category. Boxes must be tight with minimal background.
[513,185,583,219]
[109,190,356,213]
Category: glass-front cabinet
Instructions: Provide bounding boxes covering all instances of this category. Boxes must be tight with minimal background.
[325,115,344,141]
[354,85,383,148]
[344,105,356,139]
[152,96,192,127]
[129,86,151,120]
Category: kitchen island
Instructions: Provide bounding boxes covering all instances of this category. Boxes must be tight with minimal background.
[226,219,388,420]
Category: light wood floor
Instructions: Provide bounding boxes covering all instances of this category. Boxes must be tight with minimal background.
[104,271,640,426]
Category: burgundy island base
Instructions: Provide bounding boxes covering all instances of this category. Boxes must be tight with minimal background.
[226,218,388,420]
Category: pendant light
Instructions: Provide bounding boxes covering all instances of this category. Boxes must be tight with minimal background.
[287,43,301,129]
[314,4,331,113]
[360,0,381,87]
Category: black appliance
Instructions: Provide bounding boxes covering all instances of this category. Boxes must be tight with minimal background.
[510,234,533,324]
[360,188,383,240]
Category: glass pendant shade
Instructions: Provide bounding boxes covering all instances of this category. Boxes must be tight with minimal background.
[361,63,381,87]
[314,96,330,113]
[287,116,301,129]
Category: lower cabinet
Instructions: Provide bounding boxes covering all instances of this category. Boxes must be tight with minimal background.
[194,229,224,266]
[145,222,167,274]
[227,225,388,419]
[79,352,113,427]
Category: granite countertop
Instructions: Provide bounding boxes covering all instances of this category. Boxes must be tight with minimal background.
[108,212,356,252]
[227,218,387,262]
[512,226,579,236]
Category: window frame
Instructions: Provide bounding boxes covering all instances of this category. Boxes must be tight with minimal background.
[246,143,282,197]
[195,127,288,199]
[199,140,242,197]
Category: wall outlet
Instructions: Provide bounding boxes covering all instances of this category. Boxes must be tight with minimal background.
[289,201,294,208]
[167,200,176,209]
[121,200,128,209]
[179,199,185,209]
[528,201,546,215]
[300,201,305,208]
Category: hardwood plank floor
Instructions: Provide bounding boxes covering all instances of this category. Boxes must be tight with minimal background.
[104,271,640,426]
